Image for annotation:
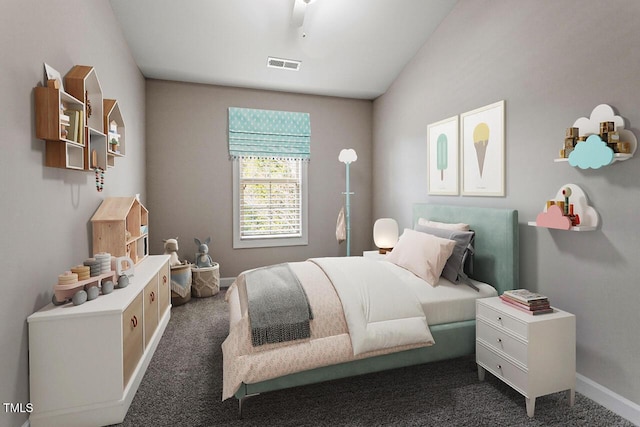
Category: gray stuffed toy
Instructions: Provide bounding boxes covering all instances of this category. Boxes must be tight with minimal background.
[194,237,214,268]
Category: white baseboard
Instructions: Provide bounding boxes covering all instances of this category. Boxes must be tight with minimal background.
[577,373,640,426]
[220,277,235,288]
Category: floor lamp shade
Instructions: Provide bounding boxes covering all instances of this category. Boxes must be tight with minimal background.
[373,218,399,253]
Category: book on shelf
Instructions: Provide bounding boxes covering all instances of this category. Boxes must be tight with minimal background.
[500,295,554,315]
[77,110,84,145]
[64,110,78,143]
[502,289,548,304]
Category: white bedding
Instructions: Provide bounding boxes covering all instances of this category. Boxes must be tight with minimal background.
[310,257,434,355]
[376,260,498,325]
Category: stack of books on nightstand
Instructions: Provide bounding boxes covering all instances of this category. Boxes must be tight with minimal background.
[500,289,553,315]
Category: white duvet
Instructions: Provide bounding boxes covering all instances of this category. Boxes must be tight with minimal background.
[310,257,434,355]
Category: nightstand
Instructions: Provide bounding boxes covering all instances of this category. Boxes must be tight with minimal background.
[362,250,387,260]
[476,296,576,417]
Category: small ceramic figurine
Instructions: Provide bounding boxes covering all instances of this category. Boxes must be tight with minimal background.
[194,237,214,268]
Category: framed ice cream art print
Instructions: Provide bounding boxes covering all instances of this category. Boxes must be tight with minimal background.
[427,115,459,195]
[461,100,505,196]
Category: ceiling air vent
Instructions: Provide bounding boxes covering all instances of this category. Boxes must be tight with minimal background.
[267,56,301,71]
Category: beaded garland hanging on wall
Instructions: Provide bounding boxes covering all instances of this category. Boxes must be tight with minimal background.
[95,167,104,192]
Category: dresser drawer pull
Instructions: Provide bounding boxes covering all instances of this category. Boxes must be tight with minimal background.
[496,364,502,370]
[496,338,502,344]
[131,315,138,328]
[497,316,502,321]
[150,291,155,303]
[163,275,167,284]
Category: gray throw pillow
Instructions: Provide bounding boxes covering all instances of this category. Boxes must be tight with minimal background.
[413,224,475,285]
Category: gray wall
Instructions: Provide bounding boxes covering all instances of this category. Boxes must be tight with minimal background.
[145,80,373,278]
[0,2,145,427]
[373,0,640,409]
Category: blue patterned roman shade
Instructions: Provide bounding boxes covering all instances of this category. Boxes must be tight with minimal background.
[228,107,311,160]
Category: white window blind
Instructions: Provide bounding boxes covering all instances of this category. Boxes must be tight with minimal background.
[239,157,303,240]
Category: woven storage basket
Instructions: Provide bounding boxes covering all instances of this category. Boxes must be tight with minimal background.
[191,263,219,297]
[170,264,192,306]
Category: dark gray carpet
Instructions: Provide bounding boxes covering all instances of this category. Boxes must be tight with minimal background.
[114,290,633,427]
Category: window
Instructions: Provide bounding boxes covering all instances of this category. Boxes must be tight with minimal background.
[228,107,311,248]
[233,157,308,248]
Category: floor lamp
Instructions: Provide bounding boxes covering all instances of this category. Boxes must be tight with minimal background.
[339,149,357,256]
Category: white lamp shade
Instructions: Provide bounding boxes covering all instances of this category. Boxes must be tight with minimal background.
[338,148,358,164]
[373,218,399,249]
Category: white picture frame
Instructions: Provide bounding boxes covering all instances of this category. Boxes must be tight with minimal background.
[427,115,459,195]
[461,100,505,196]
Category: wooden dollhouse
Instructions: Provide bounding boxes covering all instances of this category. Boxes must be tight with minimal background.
[91,196,149,264]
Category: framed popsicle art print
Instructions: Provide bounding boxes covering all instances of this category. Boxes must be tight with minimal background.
[461,100,505,196]
[427,115,459,195]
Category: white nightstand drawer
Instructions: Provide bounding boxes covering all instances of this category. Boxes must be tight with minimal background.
[477,301,528,339]
[477,318,528,365]
[477,342,528,396]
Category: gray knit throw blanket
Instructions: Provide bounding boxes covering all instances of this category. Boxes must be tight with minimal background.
[245,263,313,346]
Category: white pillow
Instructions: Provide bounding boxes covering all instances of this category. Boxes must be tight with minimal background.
[417,218,470,231]
[386,228,456,286]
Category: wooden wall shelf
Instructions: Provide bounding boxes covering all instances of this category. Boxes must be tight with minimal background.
[35,64,126,172]
[104,99,126,168]
[35,86,86,169]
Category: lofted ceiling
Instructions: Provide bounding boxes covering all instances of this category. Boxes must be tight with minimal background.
[109,0,457,100]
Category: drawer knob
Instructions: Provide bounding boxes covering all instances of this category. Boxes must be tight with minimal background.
[497,316,502,321]
[496,364,502,370]
[150,291,155,303]
[131,315,138,328]
[163,275,167,284]
[497,338,502,344]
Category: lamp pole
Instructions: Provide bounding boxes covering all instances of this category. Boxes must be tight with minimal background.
[339,149,357,257]
[345,161,352,256]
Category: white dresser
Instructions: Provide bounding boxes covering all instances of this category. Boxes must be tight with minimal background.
[476,296,576,417]
[28,255,171,427]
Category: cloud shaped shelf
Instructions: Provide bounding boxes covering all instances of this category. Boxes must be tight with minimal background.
[528,184,598,231]
[555,104,636,168]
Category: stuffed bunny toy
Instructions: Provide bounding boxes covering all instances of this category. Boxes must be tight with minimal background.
[194,237,214,268]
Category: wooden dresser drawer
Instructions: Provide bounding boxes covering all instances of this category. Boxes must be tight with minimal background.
[477,302,528,339]
[477,318,528,365]
[477,342,528,396]
[144,278,159,347]
[158,261,170,316]
[122,293,144,389]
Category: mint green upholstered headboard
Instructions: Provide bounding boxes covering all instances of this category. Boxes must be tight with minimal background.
[413,204,519,295]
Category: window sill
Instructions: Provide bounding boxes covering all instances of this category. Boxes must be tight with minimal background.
[233,235,308,249]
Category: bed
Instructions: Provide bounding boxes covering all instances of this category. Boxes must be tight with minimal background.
[222,204,519,416]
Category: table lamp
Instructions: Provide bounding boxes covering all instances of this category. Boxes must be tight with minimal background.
[373,218,398,254]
